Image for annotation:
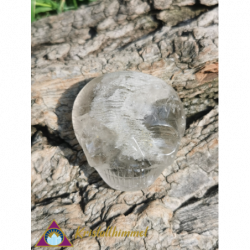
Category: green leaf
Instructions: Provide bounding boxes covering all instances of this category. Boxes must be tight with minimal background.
[32,0,98,22]
[35,2,52,7]
[63,2,77,11]
[64,2,76,11]
[48,0,59,9]
[31,0,36,23]
[35,6,53,14]
[72,0,78,8]
[36,0,58,8]
[36,0,53,4]
[57,0,65,14]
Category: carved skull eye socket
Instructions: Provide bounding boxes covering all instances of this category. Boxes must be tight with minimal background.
[143,101,182,155]
[147,124,179,155]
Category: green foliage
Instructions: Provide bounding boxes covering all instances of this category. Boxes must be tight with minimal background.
[31,0,98,23]
[31,0,36,22]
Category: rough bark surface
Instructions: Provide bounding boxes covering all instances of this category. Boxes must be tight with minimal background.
[31,0,218,249]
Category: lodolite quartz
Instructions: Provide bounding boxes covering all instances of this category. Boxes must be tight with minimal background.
[72,71,186,191]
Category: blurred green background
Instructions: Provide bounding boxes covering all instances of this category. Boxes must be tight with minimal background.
[31,0,97,23]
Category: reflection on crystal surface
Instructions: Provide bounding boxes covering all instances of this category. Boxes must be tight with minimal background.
[72,71,185,191]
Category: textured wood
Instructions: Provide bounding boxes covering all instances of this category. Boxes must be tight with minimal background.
[31,1,218,249]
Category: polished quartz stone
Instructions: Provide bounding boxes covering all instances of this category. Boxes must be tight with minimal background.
[72,71,186,191]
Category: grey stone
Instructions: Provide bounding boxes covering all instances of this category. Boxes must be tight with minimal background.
[47,43,70,60]
[200,0,218,6]
[104,0,120,17]
[153,0,173,10]
[157,6,208,27]
[173,0,196,6]
[31,126,37,136]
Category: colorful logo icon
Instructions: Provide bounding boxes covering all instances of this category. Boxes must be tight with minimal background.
[35,220,73,247]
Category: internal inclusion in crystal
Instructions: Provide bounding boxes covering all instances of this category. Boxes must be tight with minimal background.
[72,71,186,191]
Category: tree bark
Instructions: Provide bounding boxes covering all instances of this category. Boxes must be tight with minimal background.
[31,1,218,249]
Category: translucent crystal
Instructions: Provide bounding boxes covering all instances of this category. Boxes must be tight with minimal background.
[72,71,186,191]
